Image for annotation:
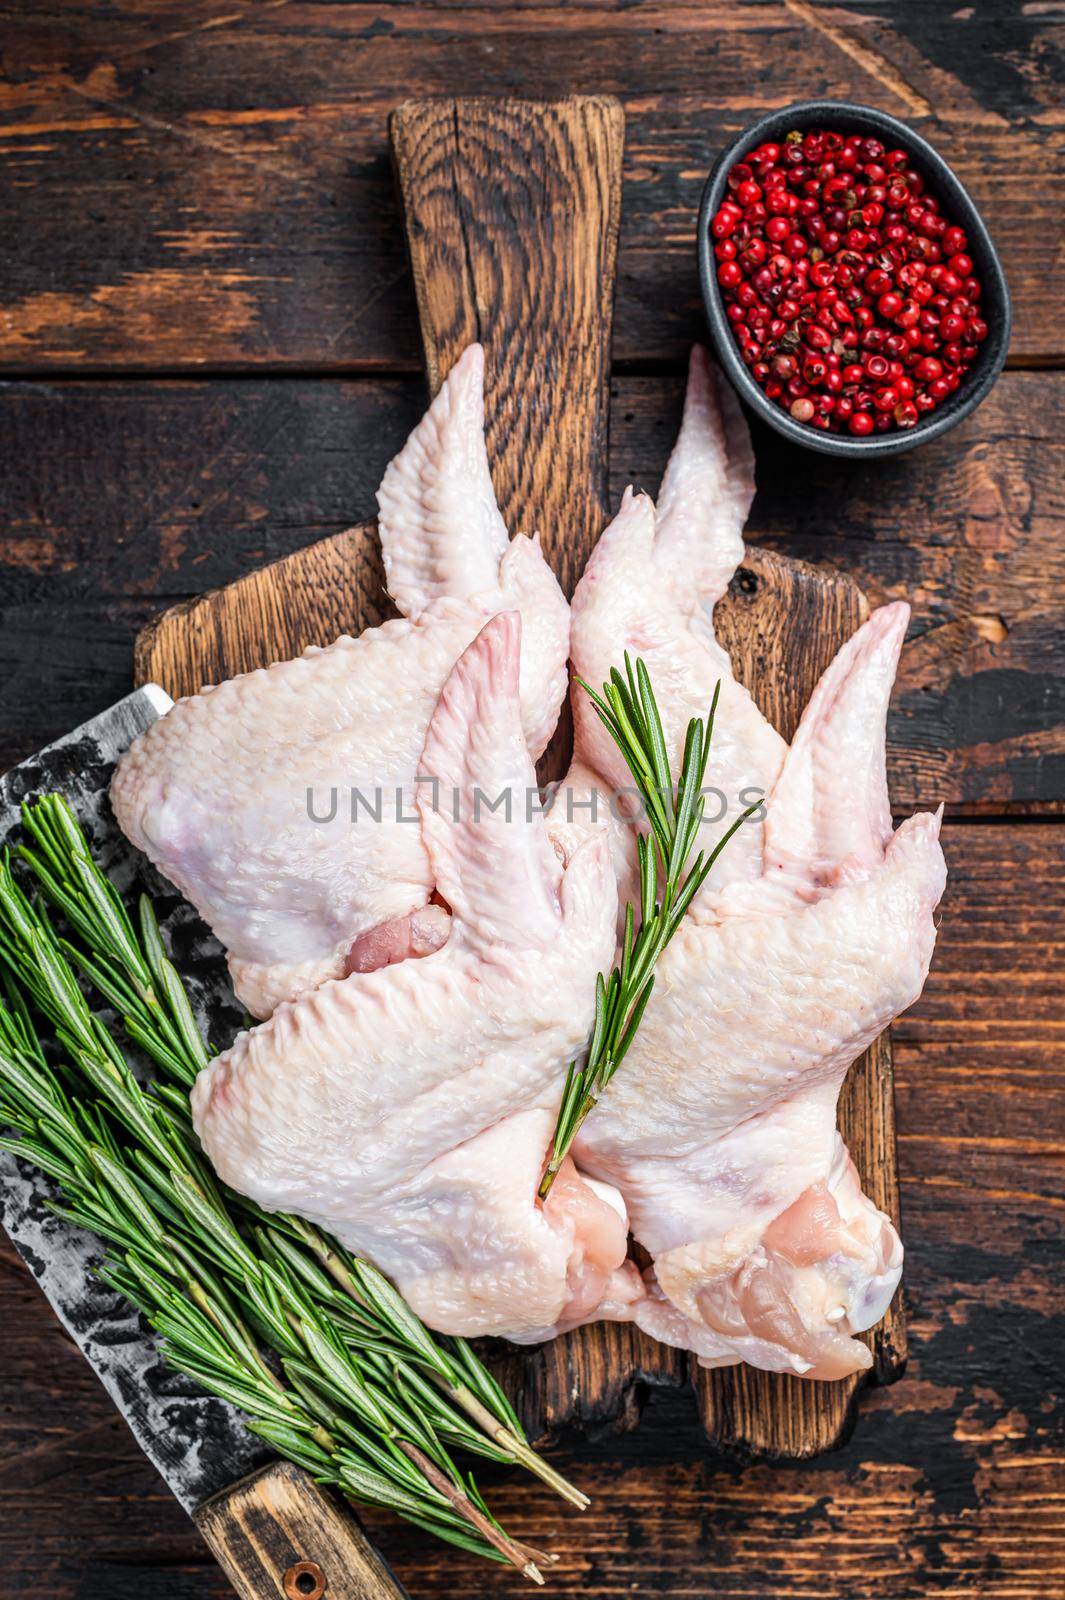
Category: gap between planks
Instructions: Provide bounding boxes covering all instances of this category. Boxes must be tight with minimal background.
[1,354,1064,383]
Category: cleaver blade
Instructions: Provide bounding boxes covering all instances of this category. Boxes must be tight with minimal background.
[0,687,267,1512]
[0,689,408,1599]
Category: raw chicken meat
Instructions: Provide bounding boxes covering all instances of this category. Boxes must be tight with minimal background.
[112,347,569,1018]
[560,348,786,912]
[150,332,943,1373]
[192,613,643,1340]
[562,351,947,1379]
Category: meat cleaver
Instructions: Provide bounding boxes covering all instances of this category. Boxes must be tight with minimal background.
[0,688,409,1600]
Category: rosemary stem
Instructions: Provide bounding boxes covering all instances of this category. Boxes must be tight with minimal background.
[541,660,751,1198]
[297,1219,363,1299]
[398,1439,544,1584]
[431,1377,590,1510]
[184,1276,285,1396]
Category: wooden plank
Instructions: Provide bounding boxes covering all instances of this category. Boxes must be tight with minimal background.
[2,823,1062,1598]
[706,549,906,1454]
[139,89,694,1445]
[0,3,1060,370]
[1,372,1060,805]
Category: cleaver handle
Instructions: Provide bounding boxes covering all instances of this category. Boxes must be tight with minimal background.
[195,1461,410,1600]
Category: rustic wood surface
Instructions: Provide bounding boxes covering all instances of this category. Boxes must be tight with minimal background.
[1,2,1063,1598]
[0,3,1059,368]
[3,372,1060,806]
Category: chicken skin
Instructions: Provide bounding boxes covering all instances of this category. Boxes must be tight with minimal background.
[111,347,569,1018]
[192,613,642,1341]
[563,352,946,1379]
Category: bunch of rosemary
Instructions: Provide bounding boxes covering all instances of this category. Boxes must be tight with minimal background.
[0,795,584,1582]
[540,659,755,1197]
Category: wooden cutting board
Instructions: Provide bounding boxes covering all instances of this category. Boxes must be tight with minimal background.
[135,95,906,1461]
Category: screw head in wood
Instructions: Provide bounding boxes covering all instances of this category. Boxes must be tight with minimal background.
[283,1560,327,1600]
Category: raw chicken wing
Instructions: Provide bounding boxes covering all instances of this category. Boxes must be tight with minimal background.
[112,347,569,1017]
[192,613,642,1341]
[564,353,946,1379]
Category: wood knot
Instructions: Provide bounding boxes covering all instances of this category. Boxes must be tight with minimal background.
[733,567,759,596]
[284,1561,327,1599]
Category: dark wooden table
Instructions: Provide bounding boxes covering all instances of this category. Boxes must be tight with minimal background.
[1,4,1062,1597]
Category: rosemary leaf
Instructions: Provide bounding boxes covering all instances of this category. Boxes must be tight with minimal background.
[541,661,755,1196]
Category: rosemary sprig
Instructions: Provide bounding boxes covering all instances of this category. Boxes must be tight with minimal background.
[539,657,757,1199]
[0,992,539,1570]
[0,798,584,1578]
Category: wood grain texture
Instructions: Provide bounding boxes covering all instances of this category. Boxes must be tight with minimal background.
[137,89,626,685]
[21,368,1050,808]
[1,4,1062,1593]
[1,824,1061,1599]
[135,522,390,693]
[703,549,906,1455]
[0,3,1059,371]
[391,96,623,601]
[194,1462,409,1600]
[135,539,906,1457]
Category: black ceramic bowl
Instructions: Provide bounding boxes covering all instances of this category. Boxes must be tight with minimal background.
[698,100,1012,457]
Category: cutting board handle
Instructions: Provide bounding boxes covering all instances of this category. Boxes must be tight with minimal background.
[390,94,624,600]
[195,1460,410,1600]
